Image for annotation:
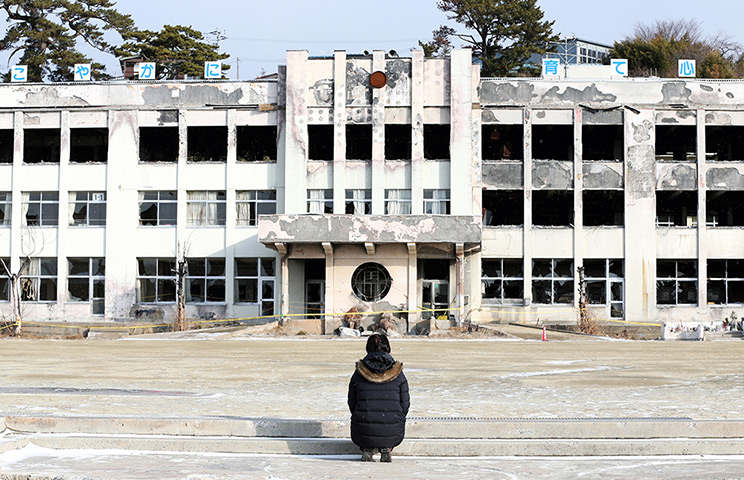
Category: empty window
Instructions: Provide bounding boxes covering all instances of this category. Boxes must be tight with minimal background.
[352,262,392,302]
[656,191,697,227]
[0,193,10,226]
[23,129,60,163]
[236,190,277,226]
[483,190,523,226]
[421,259,450,319]
[140,127,178,163]
[384,189,412,214]
[20,258,57,302]
[706,191,744,227]
[532,125,573,160]
[346,124,372,160]
[655,125,696,162]
[236,126,277,161]
[482,125,523,160]
[345,189,371,215]
[186,258,225,303]
[657,259,697,305]
[706,126,744,161]
[0,129,13,163]
[137,258,176,303]
[708,259,744,304]
[423,189,450,214]
[385,125,412,160]
[70,128,108,163]
[235,257,276,315]
[532,259,573,304]
[308,125,333,160]
[482,258,523,303]
[187,191,226,226]
[583,259,624,318]
[424,124,450,160]
[23,192,58,226]
[307,189,333,213]
[532,190,573,226]
[583,125,623,161]
[187,126,227,162]
[583,190,624,226]
[68,192,106,226]
[139,191,177,226]
[67,258,105,315]
[0,257,8,302]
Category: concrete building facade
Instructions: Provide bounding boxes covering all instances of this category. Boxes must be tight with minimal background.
[1,49,744,330]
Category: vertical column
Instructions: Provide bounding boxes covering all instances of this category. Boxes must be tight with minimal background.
[276,65,287,215]
[322,242,333,334]
[284,51,309,214]
[523,109,533,305]
[176,110,187,254]
[9,112,23,275]
[449,49,473,215]
[696,109,707,310]
[573,108,583,309]
[411,50,424,214]
[333,51,347,214]
[371,51,386,214]
[279,244,289,318]
[456,243,465,325]
[624,110,656,323]
[224,110,237,314]
[406,243,417,330]
[57,112,70,311]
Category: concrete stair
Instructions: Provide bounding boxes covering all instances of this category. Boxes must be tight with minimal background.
[3,414,744,456]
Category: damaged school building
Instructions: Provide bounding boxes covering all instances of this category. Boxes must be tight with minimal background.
[2,48,744,332]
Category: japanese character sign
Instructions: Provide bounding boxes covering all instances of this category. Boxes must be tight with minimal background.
[138,62,156,80]
[542,58,560,78]
[678,59,696,78]
[611,59,628,77]
[74,64,92,81]
[204,61,221,79]
[11,65,27,82]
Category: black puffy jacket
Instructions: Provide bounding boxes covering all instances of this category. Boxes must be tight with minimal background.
[347,351,410,449]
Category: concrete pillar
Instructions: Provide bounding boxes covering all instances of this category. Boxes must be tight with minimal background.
[224,110,237,316]
[56,111,70,311]
[276,65,287,215]
[456,243,465,325]
[523,109,533,305]
[322,242,333,334]
[449,49,473,215]
[9,112,22,274]
[696,109,707,310]
[279,244,289,318]
[371,51,386,215]
[176,110,187,252]
[411,50,424,214]
[573,108,583,310]
[406,242,417,331]
[332,51,346,214]
[284,51,309,214]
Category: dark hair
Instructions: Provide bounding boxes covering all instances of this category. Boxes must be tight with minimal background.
[366,333,390,353]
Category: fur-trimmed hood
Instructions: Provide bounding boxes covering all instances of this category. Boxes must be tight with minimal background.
[356,352,403,384]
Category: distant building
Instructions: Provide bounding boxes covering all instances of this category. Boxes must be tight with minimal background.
[547,37,613,65]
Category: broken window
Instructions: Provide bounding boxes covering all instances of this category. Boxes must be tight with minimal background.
[346,124,372,160]
[424,124,450,160]
[582,125,623,161]
[423,189,450,214]
[139,191,177,226]
[0,257,9,302]
[583,190,624,226]
[68,192,106,226]
[482,190,523,226]
[482,125,523,161]
[384,189,411,214]
[482,258,523,303]
[20,258,57,302]
[186,191,226,226]
[236,126,277,161]
[67,258,105,315]
[657,259,697,305]
[532,258,573,304]
[706,126,744,161]
[532,190,573,226]
[235,257,275,315]
[70,128,108,163]
[706,191,744,227]
[137,258,176,303]
[140,127,178,163]
[23,192,58,226]
[655,125,696,162]
[23,129,60,163]
[0,129,13,163]
[186,258,225,303]
[583,259,624,318]
[656,191,697,227]
[420,259,449,319]
[532,125,573,160]
[308,125,333,160]
[307,189,333,213]
[345,189,371,215]
[707,259,744,304]
[385,124,412,160]
[187,126,227,162]
[0,193,10,226]
[236,190,277,226]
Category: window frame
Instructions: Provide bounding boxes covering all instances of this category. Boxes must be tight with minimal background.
[138,191,177,227]
[23,192,59,227]
[236,190,277,226]
[67,257,105,315]
[707,259,744,305]
[0,192,10,226]
[234,257,276,316]
[136,257,177,304]
[481,258,524,304]
[186,191,226,226]
[345,189,372,215]
[185,257,226,304]
[68,191,106,227]
[307,189,333,214]
[583,259,624,318]
[384,189,412,215]
[351,262,392,303]
[20,257,58,303]
[656,259,698,306]
[532,258,574,305]
[423,189,451,215]
[0,257,9,302]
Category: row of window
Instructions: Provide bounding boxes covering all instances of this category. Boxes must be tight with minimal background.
[307,189,450,215]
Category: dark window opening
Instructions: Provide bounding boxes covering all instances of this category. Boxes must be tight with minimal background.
[308,125,333,160]
[422,259,449,280]
[706,126,744,161]
[140,127,178,163]
[23,129,60,163]
[656,125,696,162]
[346,124,372,160]
[657,259,697,305]
[483,190,523,226]
[187,126,227,162]
[656,191,697,227]
[707,191,744,227]
[583,125,623,161]
[237,126,277,161]
[385,124,412,160]
[707,259,744,304]
[583,190,624,226]
[532,258,574,304]
[70,128,108,163]
[351,262,392,302]
[0,130,13,164]
[532,190,573,226]
[482,125,523,160]
[305,259,325,281]
[532,125,573,161]
[482,258,523,302]
[424,124,450,160]
[420,259,450,319]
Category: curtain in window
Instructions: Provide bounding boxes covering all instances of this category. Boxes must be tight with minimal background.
[187,191,208,225]
[350,190,367,215]
[308,190,324,214]
[431,190,448,215]
[236,191,253,225]
[386,190,411,215]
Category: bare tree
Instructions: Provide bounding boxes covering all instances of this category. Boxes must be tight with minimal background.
[173,240,190,332]
[0,227,44,335]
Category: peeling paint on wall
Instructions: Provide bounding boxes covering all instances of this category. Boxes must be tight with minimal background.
[705,112,733,125]
[707,167,744,190]
[661,82,692,104]
[142,85,245,106]
[582,163,623,189]
[632,119,653,143]
[310,79,334,106]
[346,61,372,106]
[385,59,411,106]
[480,81,536,105]
[626,145,656,198]
[657,164,697,190]
[540,84,617,104]
[532,161,573,189]
[583,110,622,124]
[482,163,523,189]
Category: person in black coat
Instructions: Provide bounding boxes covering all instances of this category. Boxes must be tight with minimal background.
[347,333,410,462]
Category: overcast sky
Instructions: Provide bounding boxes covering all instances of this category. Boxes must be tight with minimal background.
[12,0,744,79]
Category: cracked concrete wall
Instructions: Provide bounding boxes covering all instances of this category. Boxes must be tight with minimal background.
[482,163,523,189]
[706,165,744,190]
[532,161,573,189]
[656,110,696,125]
[657,164,697,190]
[346,59,372,106]
[582,163,624,189]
